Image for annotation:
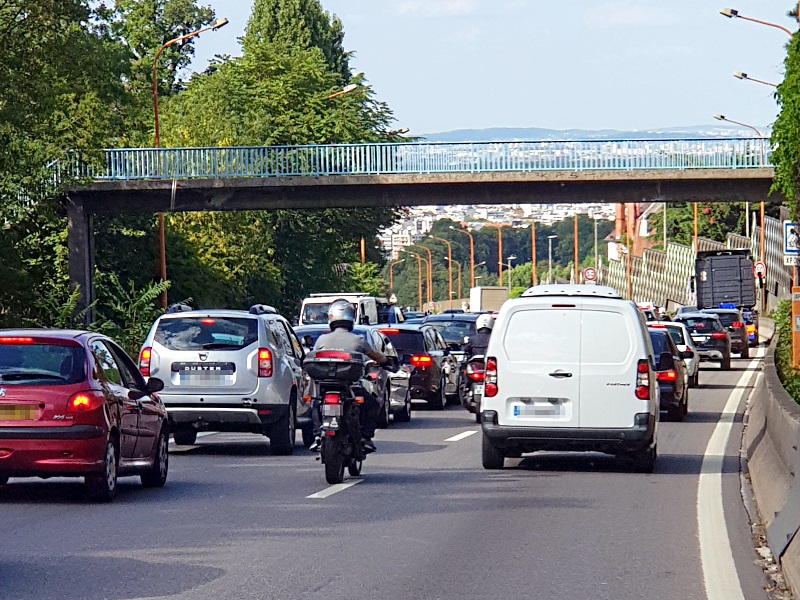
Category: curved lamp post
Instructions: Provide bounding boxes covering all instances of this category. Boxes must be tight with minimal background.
[400,250,427,311]
[410,245,433,304]
[547,235,558,284]
[445,257,462,300]
[733,72,777,88]
[719,8,793,36]
[483,223,506,286]
[389,259,404,292]
[431,236,453,304]
[449,226,475,288]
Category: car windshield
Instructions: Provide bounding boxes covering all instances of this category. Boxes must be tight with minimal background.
[155,317,258,351]
[705,311,739,327]
[0,342,85,385]
[302,301,358,324]
[676,317,723,333]
[425,320,475,344]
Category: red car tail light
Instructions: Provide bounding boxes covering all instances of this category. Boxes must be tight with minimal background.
[66,391,105,413]
[656,369,678,382]
[731,322,744,328]
[139,347,152,377]
[0,337,34,344]
[258,348,273,377]
[410,355,433,368]
[711,332,727,340]
[315,350,352,360]
[485,357,498,397]
[635,359,650,400]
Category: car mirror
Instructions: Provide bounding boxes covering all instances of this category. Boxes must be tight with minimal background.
[658,352,675,371]
[302,335,314,349]
[679,350,694,360]
[146,377,164,393]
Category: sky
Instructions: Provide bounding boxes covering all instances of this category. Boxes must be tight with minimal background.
[188,1,794,136]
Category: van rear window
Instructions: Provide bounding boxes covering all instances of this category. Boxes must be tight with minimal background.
[155,317,258,351]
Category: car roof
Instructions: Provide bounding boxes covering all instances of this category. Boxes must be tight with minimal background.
[422,313,479,322]
[0,328,91,340]
[159,309,271,319]
[520,284,622,298]
[647,321,688,330]
[675,312,720,320]
[377,324,425,332]
[701,308,740,313]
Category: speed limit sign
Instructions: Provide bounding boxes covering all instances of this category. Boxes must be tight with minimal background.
[754,261,766,278]
[583,267,597,283]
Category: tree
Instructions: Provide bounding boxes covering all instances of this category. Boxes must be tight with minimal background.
[772,27,800,217]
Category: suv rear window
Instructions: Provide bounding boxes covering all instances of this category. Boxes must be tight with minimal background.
[379,330,424,356]
[676,317,723,333]
[0,342,86,385]
[705,311,739,327]
[155,317,258,351]
[425,320,476,344]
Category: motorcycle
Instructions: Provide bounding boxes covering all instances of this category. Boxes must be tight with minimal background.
[303,349,371,484]
[460,355,486,423]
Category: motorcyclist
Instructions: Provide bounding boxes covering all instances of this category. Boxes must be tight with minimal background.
[465,313,494,358]
[309,299,387,453]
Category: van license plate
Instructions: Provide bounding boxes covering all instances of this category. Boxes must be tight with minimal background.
[514,404,563,417]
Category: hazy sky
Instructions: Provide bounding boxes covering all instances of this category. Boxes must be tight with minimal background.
[189,1,793,136]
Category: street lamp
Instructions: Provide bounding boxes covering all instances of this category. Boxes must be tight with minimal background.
[547,235,558,284]
[530,221,537,286]
[431,236,453,305]
[719,8,794,36]
[483,223,506,286]
[326,83,359,99]
[445,257,462,300]
[733,72,777,88]
[152,17,229,309]
[506,255,517,293]
[410,244,433,304]
[389,259,404,292]
[449,226,475,288]
[400,250,427,312]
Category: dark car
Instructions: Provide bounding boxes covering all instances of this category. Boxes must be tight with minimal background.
[648,327,690,421]
[293,324,410,425]
[674,313,731,370]
[378,325,459,409]
[0,330,168,501]
[701,307,749,358]
[421,313,481,357]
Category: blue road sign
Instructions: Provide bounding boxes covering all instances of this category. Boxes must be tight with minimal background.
[784,221,800,255]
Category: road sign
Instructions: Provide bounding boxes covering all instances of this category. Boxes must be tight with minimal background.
[785,256,800,266]
[785,221,800,255]
[583,267,597,282]
[428,301,435,309]
[754,261,766,278]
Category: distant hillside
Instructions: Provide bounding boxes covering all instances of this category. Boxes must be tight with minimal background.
[418,125,770,143]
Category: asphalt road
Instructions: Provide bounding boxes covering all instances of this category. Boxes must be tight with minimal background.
[0,354,772,600]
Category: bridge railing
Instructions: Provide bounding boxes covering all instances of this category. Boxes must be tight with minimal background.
[68,138,772,182]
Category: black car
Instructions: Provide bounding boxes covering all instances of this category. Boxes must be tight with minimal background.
[648,327,690,421]
[378,324,460,409]
[293,324,410,426]
[700,308,749,358]
[674,313,731,371]
[421,313,481,357]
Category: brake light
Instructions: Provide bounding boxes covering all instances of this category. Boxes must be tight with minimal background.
[139,347,152,377]
[485,357,498,397]
[315,350,352,360]
[411,355,433,368]
[635,359,650,400]
[731,322,744,328]
[469,371,485,382]
[711,332,727,340]
[656,369,677,382]
[200,318,215,325]
[66,391,105,412]
[0,337,33,344]
[466,361,485,381]
[324,393,341,405]
[379,328,399,335]
[649,324,665,328]
[258,348,273,377]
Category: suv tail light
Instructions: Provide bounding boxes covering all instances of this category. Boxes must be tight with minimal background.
[410,355,433,368]
[66,391,105,413]
[139,347,152,377]
[656,369,677,383]
[485,357,498,397]
[731,322,744,328]
[711,332,727,340]
[258,348,273,377]
[635,359,650,400]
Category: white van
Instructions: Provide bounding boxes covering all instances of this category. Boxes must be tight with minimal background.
[298,293,403,326]
[480,284,658,472]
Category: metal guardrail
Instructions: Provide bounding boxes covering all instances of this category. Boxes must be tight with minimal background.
[67,138,772,182]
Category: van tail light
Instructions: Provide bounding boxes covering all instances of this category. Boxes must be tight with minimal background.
[731,322,744,328]
[66,391,105,413]
[323,393,341,405]
[484,357,498,397]
[656,369,678,383]
[410,355,433,368]
[258,348,273,377]
[711,332,727,340]
[138,347,152,377]
[635,359,650,400]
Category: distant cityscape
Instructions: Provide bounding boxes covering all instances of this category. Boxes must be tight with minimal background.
[379,203,616,260]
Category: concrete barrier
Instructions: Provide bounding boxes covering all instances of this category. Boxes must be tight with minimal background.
[760,316,776,345]
[745,337,800,596]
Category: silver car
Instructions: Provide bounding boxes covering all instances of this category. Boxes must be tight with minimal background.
[138,305,307,454]
[648,321,700,387]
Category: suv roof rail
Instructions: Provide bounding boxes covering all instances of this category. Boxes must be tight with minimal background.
[521,284,621,298]
[250,304,278,315]
[166,303,193,314]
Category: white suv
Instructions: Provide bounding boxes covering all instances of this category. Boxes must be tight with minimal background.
[480,285,658,472]
[139,305,307,454]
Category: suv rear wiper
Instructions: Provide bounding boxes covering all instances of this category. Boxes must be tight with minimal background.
[199,342,242,350]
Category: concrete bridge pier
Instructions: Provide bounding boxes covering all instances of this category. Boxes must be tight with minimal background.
[66,194,95,324]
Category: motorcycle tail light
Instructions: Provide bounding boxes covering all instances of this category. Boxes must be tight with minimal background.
[656,369,677,382]
[323,393,341,405]
[316,350,352,360]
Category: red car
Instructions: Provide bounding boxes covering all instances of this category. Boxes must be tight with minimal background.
[0,330,168,501]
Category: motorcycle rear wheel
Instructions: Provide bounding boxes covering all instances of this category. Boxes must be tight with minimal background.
[322,438,345,485]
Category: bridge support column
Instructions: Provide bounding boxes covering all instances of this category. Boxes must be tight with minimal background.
[66,195,95,325]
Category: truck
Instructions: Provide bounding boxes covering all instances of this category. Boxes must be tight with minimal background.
[694,249,756,309]
[468,286,508,313]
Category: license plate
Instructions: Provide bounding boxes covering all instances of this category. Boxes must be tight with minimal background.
[0,405,36,421]
[692,336,708,344]
[513,403,563,417]
[474,385,484,398]
[322,404,343,417]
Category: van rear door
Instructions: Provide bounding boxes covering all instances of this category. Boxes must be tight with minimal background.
[498,303,581,428]
[578,304,642,428]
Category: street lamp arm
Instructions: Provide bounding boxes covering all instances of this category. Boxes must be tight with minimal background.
[739,14,793,36]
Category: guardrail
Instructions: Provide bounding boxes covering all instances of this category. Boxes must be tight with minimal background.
[745,330,800,597]
[65,138,772,182]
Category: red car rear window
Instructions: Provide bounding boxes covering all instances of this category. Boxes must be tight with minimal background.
[0,343,86,385]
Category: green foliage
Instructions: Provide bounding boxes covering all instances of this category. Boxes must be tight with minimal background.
[772,33,800,217]
[774,299,800,403]
[344,263,387,297]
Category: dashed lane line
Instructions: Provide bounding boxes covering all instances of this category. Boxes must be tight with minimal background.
[306,479,363,499]
[444,430,477,442]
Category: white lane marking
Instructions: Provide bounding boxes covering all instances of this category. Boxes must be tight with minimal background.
[168,431,216,446]
[306,479,363,499]
[697,349,763,600]
[445,430,477,442]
